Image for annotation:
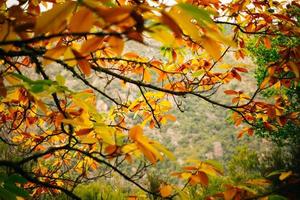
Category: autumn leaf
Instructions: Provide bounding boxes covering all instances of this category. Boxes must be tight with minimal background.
[35,1,76,35]
[279,171,292,181]
[80,36,104,55]
[69,7,95,33]
[161,12,182,38]
[201,36,221,61]
[76,128,93,136]
[197,171,209,186]
[160,184,172,197]
[224,188,237,200]
[224,90,238,95]
[43,46,67,65]
[263,37,271,49]
[0,77,7,97]
[108,36,124,55]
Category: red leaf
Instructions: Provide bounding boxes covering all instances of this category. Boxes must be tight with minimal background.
[231,70,241,81]
[234,67,248,73]
[224,90,238,95]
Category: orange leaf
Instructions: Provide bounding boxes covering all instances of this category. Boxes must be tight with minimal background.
[78,59,91,76]
[129,125,143,141]
[164,114,176,121]
[143,69,151,83]
[234,67,248,73]
[108,36,124,55]
[69,7,95,33]
[263,37,271,49]
[189,175,201,185]
[127,196,138,200]
[160,184,172,197]
[105,145,118,155]
[224,188,237,200]
[198,171,209,186]
[96,7,132,24]
[35,1,76,35]
[43,46,67,65]
[224,90,238,95]
[76,128,93,136]
[80,36,104,55]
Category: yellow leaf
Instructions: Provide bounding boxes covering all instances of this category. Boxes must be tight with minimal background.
[148,25,175,46]
[43,46,67,65]
[64,47,77,67]
[201,36,221,61]
[152,141,175,160]
[279,171,292,181]
[246,178,271,186]
[168,6,202,42]
[69,7,95,33]
[35,1,76,35]
[5,75,21,85]
[260,76,270,89]
[61,119,89,127]
[81,137,98,144]
[160,185,172,197]
[95,127,115,145]
[35,99,48,114]
[181,172,192,179]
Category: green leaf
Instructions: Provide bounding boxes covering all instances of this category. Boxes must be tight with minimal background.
[4,183,29,197]
[6,174,27,184]
[30,84,45,93]
[192,70,204,77]
[268,195,288,200]
[0,187,17,200]
[177,3,213,25]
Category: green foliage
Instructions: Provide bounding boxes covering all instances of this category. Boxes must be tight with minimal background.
[247,35,300,144]
[74,181,129,200]
[0,174,29,200]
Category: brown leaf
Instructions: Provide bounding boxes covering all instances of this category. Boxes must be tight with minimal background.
[161,11,182,38]
[0,77,7,97]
